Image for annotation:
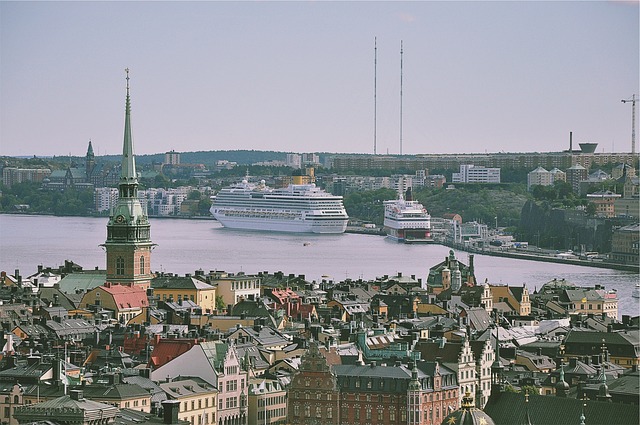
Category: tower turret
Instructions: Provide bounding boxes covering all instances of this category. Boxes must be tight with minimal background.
[451,261,462,292]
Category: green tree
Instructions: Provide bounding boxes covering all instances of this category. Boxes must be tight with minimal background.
[188,190,202,200]
[215,295,226,312]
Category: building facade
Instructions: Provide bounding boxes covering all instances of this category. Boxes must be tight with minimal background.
[451,165,501,184]
[209,272,261,307]
[159,377,218,425]
[287,342,460,425]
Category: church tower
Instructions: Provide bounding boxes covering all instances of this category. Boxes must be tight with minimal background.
[102,69,153,290]
[86,139,96,181]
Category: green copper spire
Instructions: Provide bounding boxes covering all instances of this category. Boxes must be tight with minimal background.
[120,68,138,189]
[103,68,153,290]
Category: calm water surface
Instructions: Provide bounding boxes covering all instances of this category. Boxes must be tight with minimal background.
[1,214,638,317]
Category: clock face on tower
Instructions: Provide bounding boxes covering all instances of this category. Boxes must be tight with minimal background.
[115,215,125,223]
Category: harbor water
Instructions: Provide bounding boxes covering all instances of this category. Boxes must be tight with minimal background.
[1,214,638,317]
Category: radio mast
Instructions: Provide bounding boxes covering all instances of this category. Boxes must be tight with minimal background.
[400,40,404,156]
[374,37,378,155]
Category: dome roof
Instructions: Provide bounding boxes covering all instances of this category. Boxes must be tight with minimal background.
[440,392,496,425]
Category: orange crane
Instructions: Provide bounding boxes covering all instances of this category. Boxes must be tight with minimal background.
[621,94,637,156]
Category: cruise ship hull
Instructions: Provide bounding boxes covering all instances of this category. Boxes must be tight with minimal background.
[211,181,349,234]
[215,214,348,234]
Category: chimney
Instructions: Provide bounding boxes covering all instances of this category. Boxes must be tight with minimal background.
[70,389,84,401]
[162,399,181,424]
[569,131,573,153]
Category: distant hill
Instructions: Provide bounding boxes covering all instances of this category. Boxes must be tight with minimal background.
[98,150,292,166]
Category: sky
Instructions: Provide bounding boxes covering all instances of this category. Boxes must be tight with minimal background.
[1,1,638,157]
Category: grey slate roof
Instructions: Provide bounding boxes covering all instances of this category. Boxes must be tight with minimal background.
[484,391,639,425]
[151,276,215,290]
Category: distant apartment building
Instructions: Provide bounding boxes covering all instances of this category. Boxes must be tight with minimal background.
[95,186,210,216]
[527,167,552,189]
[327,171,438,195]
[165,150,181,165]
[423,174,446,188]
[214,160,237,170]
[329,152,637,172]
[2,167,51,188]
[286,154,302,169]
[94,187,119,213]
[566,164,588,193]
[611,163,635,180]
[452,165,501,184]
[527,166,567,190]
[301,153,320,166]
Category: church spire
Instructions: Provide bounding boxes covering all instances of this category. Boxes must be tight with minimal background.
[103,68,153,290]
[120,68,138,190]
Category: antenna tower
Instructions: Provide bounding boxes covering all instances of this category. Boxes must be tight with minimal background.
[374,37,377,155]
[399,40,404,156]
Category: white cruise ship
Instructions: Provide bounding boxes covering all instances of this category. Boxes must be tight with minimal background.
[210,179,349,234]
[383,188,431,242]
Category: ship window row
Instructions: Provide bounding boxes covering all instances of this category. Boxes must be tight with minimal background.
[220,210,301,219]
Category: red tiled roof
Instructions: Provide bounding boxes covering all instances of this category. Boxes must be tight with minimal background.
[270,288,300,303]
[100,284,148,309]
[149,338,199,369]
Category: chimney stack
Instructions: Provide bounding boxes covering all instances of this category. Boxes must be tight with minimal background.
[569,131,573,153]
[162,400,181,424]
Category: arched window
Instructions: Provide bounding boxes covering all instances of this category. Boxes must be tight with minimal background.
[116,257,125,275]
[139,256,145,274]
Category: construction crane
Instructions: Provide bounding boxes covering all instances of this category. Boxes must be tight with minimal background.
[621,94,637,156]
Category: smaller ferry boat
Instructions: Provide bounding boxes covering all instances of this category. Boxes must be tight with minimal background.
[383,187,432,243]
[633,283,640,299]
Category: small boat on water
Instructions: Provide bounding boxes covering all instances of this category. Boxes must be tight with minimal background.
[633,283,640,299]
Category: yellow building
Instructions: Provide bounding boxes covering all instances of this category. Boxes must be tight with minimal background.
[160,377,218,425]
[151,275,216,314]
[586,190,622,218]
[490,284,531,316]
[248,378,287,425]
[78,283,148,324]
[208,271,260,308]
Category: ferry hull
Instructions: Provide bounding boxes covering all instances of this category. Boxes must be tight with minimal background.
[384,225,432,243]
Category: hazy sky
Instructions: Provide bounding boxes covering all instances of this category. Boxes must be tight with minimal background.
[1,1,638,157]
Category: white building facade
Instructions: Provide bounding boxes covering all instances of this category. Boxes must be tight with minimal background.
[452,165,501,183]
